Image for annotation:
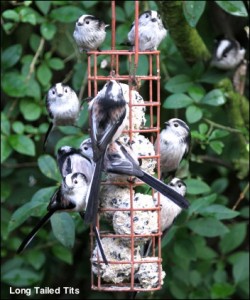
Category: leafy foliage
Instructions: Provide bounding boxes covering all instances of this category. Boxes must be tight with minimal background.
[1,1,249,299]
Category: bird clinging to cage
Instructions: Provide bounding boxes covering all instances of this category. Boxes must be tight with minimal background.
[127,10,167,51]
[73,14,109,52]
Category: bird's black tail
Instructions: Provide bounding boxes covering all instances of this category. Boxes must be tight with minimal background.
[84,156,104,225]
[17,209,55,254]
[93,226,108,265]
[140,172,189,209]
[43,122,53,152]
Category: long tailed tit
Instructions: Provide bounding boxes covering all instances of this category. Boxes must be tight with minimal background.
[80,139,189,209]
[84,80,128,224]
[155,118,191,179]
[17,172,108,264]
[73,14,108,52]
[211,38,246,70]
[143,177,187,258]
[57,145,94,181]
[44,83,80,151]
[127,10,167,51]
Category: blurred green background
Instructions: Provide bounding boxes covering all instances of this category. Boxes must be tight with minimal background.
[1,1,249,299]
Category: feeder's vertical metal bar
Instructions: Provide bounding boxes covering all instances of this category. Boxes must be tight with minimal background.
[111,1,116,72]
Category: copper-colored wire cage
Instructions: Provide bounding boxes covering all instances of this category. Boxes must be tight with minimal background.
[87,1,163,292]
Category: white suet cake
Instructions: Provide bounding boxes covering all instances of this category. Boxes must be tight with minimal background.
[99,185,132,221]
[113,193,158,246]
[92,237,141,284]
[136,257,166,289]
[120,83,146,133]
[119,134,157,175]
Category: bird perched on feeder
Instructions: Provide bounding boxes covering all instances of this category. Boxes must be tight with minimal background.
[127,10,167,51]
[73,14,109,52]
[80,138,189,210]
[155,118,191,180]
[84,80,128,225]
[44,83,80,151]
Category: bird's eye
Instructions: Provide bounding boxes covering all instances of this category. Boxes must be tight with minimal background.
[86,20,90,24]
[52,90,55,95]
[178,183,182,188]
[145,14,149,18]
[174,123,179,127]
[84,146,88,151]
[74,180,78,184]
[222,52,227,58]
[64,88,68,93]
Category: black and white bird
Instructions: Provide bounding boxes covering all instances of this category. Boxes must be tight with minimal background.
[127,10,167,51]
[57,145,94,181]
[84,80,128,224]
[155,118,191,180]
[154,177,187,233]
[211,38,246,70]
[17,173,88,252]
[73,14,108,52]
[80,139,189,209]
[44,83,80,151]
[17,172,108,264]
[143,177,187,258]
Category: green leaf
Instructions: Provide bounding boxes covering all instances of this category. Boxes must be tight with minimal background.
[1,135,13,163]
[211,282,235,299]
[19,7,37,25]
[228,252,249,284]
[35,1,51,15]
[51,213,75,248]
[8,187,57,232]
[48,58,64,70]
[20,99,42,121]
[163,93,193,109]
[219,222,247,254]
[185,178,211,195]
[165,74,193,93]
[37,63,52,86]
[209,141,224,155]
[199,123,208,134]
[8,134,35,156]
[211,178,229,194]
[209,129,229,140]
[2,9,20,22]
[29,33,40,53]
[25,250,46,270]
[188,194,217,215]
[188,85,205,102]
[136,55,149,76]
[186,105,203,123]
[12,121,25,134]
[215,1,248,16]
[183,1,206,27]
[2,72,27,97]
[1,112,10,135]
[1,268,43,287]
[50,6,84,23]
[115,6,126,22]
[40,22,56,40]
[187,217,229,237]
[1,44,22,70]
[25,77,41,100]
[199,204,240,220]
[174,238,197,261]
[201,89,226,106]
[51,244,73,264]
[37,155,61,181]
